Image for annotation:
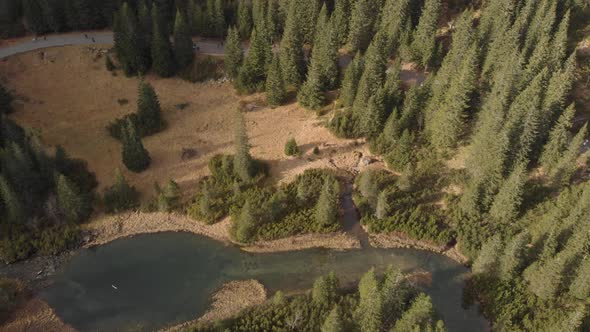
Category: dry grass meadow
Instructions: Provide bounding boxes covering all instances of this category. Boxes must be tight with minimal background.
[0,45,370,200]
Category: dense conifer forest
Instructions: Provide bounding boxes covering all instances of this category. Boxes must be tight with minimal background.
[1,0,590,330]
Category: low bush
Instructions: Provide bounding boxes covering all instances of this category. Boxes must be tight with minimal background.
[284,138,299,156]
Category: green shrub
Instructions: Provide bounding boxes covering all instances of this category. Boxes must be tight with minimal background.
[313,146,320,155]
[284,138,300,156]
[103,170,139,213]
[155,179,180,212]
[105,55,116,71]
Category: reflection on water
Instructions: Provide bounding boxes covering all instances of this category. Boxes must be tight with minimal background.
[41,232,487,332]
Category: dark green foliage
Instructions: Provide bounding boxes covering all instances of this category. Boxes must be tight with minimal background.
[315,178,339,230]
[284,138,299,156]
[297,60,326,110]
[339,52,364,108]
[56,173,92,223]
[346,0,381,52]
[173,10,194,70]
[113,3,150,76]
[224,26,243,79]
[233,110,254,182]
[121,120,151,173]
[265,54,287,106]
[408,0,441,68]
[331,0,350,46]
[391,294,446,332]
[103,169,139,213]
[107,81,165,140]
[151,5,176,77]
[236,28,271,93]
[236,0,253,40]
[279,0,305,87]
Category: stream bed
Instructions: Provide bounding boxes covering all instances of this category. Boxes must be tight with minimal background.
[40,232,487,332]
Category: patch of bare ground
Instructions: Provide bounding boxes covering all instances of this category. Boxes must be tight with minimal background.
[1,297,75,332]
[82,212,232,247]
[84,211,361,252]
[0,45,366,200]
[369,231,469,265]
[243,232,360,253]
[162,280,267,332]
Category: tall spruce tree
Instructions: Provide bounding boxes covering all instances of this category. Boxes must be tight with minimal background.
[540,104,575,173]
[0,175,22,223]
[362,88,387,138]
[346,0,380,52]
[237,0,253,40]
[236,27,272,93]
[409,0,441,68]
[472,235,503,275]
[551,123,587,186]
[499,231,531,280]
[121,119,151,173]
[355,268,383,332]
[297,60,326,110]
[321,305,344,332]
[569,257,590,300]
[56,173,87,223]
[211,0,225,37]
[225,26,244,79]
[391,294,446,332]
[136,81,163,135]
[173,10,194,70]
[279,0,305,87]
[314,179,339,230]
[488,163,527,224]
[339,52,364,107]
[331,0,350,46]
[233,110,253,182]
[151,4,176,77]
[265,54,287,107]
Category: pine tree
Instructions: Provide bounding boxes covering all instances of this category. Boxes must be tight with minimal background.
[391,294,445,332]
[0,83,14,115]
[551,123,587,186]
[191,2,206,35]
[266,0,279,42]
[331,0,350,46]
[544,306,587,332]
[542,54,576,128]
[265,54,287,107]
[114,3,147,75]
[352,32,389,120]
[297,60,326,110]
[0,175,22,223]
[136,80,163,135]
[313,3,329,47]
[237,0,253,40]
[279,0,305,86]
[56,173,87,223]
[103,168,139,213]
[22,0,50,33]
[499,231,531,280]
[409,0,441,68]
[173,10,194,69]
[151,4,175,77]
[321,305,344,332]
[225,26,244,79]
[381,266,408,329]
[121,119,151,173]
[346,0,380,52]
[235,199,256,243]
[339,52,364,107]
[472,235,503,275]
[233,110,253,182]
[379,0,411,53]
[137,0,152,69]
[569,257,590,300]
[527,251,570,300]
[362,88,387,138]
[236,27,272,93]
[540,104,575,173]
[551,10,570,67]
[488,163,527,224]
[315,179,339,230]
[355,268,382,332]
[315,19,340,90]
[312,272,339,306]
[212,0,225,37]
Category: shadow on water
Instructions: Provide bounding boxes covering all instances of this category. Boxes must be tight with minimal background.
[40,231,489,332]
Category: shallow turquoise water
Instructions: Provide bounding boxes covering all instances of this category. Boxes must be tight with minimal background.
[41,232,487,332]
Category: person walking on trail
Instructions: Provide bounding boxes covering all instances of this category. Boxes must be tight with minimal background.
[84,34,88,39]
[92,37,95,43]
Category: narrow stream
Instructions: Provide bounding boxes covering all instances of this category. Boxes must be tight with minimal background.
[40,232,488,332]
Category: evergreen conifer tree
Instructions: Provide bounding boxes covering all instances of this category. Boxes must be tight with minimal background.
[409,0,441,68]
[212,0,225,37]
[346,0,380,52]
[279,0,305,86]
[569,257,590,300]
[151,4,175,77]
[551,123,587,186]
[56,173,87,223]
[499,231,531,280]
[233,110,253,182]
[136,80,163,135]
[312,272,339,306]
[173,10,194,70]
[298,59,326,110]
[224,26,244,79]
[236,27,272,93]
[315,179,339,230]
[121,119,151,173]
[472,235,503,275]
[266,54,287,106]
[540,104,576,173]
[355,268,383,332]
[321,305,344,332]
[339,52,364,107]
[331,0,350,46]
[0,175,22,223]
[237,0,253,40]
[488,163,527,224]
[362,88,387,138]
[235,199,256,242]
[103,168,139,213]
[391,294,445,332]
